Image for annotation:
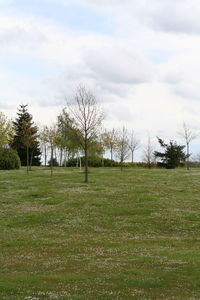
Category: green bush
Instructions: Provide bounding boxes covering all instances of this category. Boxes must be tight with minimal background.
[67,156,119,167]
[0,148,20,170]
[48,158,59,167]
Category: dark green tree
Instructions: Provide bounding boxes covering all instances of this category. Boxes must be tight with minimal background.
[154,137,186,169]
[11,104,41,167]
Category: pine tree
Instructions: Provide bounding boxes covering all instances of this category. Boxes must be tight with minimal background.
[11,105,41,167]
[154,137,186,169]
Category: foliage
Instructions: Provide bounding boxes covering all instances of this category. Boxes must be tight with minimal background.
[154,137,186,169]
[39,126,49,166]
[11,104,41,166]
[124,161,157,168]
[67,156,119,167]
[57,109,79,155]
[0,112,14,147]
[0,148,20,169]
[102,128,119,161]
[116,126,129,169]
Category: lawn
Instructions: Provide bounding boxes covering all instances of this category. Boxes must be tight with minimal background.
[0,167,200,299]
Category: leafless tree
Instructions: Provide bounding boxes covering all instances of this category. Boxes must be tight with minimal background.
[67,85,104,183]
[116,126,129,170]
[178,122,197,170]
[142,135,155,168]
[128,130,140,164]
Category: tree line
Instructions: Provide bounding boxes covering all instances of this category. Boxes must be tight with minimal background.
[0,86,197,182]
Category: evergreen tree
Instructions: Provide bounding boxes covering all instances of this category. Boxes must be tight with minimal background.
[154,137,186,169]
[11,105,41,166]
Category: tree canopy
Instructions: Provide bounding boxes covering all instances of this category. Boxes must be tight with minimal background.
[0,112,14,147]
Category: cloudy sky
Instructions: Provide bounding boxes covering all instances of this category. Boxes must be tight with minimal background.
[1,0,200,159]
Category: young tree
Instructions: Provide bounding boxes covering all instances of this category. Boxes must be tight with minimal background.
[178,122,197,170]
[128,130,140,164]
[46,125,58,176]
[39,126,49,166]
[102,128,119,162]
[11,105,41,166]
[142,135,155,168]
[154,137,186,169]
[66,85,104,183]
[57,109,79,166]
[116,126,129,170]
[0,112,14,147]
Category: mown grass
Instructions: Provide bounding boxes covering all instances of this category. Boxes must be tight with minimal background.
[0,167,200,299]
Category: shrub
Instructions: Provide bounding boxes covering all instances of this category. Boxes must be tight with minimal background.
[67,156,119,167]
[0,148,20,169]
[48,158,59,167]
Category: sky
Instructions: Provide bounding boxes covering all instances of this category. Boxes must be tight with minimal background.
[1,0,200,160]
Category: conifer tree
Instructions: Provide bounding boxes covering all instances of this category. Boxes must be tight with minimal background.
[11,105,41,167]
[154,137,186,169]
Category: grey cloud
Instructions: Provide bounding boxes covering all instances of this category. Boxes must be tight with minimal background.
[73,0,200,35]
[144,0,200,34]
[85,47,154,86]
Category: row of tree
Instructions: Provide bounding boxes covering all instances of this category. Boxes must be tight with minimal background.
[0,86,197,182]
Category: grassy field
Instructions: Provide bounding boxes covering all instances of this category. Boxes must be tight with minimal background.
[0,167,200,299]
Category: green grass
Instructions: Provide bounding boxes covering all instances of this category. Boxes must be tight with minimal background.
[0,167,200,299]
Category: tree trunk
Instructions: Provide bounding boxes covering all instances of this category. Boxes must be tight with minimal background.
[29,150,33,171]
[44,145,47,166]
[27,146,29,174]
[120,160,123,171]
[111,147,113,167]
[60,148,63,167]
[64,152,67,167]
[102,156,104,167]
[186,142,189,170]
[131,150,134,165]
[76,152,79,168]
[84,138,88,183]
[51,145,53,176]
[55,147,57,163]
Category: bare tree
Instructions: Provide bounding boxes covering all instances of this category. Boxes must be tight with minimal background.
[102,128,119,162]
[143,135,155,168]
[116,126,129,170]
[67,85,104,183]
[128,130,140,164]
[178,122,197,170]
